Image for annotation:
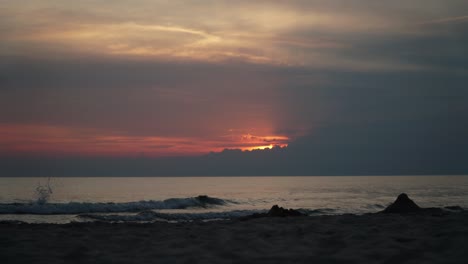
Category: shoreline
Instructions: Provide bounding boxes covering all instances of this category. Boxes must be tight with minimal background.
[2,211,467,264]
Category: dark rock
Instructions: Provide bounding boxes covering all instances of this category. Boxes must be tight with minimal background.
[383,193,421,214]
[240,205,305,220]
[194,195,226,206]
[267,205,305,217]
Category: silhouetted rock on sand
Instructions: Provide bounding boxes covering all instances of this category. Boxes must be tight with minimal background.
[242,205,305,220]
[383,193,421,214]
[381,193,462,215]
[268,205,305,217]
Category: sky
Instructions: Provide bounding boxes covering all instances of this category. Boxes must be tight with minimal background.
[1,0,467,175]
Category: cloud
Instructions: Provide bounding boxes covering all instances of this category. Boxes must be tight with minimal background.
[419,15,468,25]
[2,1,466,69]
[0,124,290,158]
[3,119,468,176]
[1,1,468,175]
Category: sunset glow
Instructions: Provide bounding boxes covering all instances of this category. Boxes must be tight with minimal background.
[0,124,290,157]
[1,1,466,166]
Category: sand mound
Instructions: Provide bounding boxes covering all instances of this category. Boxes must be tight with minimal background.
[383,193,421,213]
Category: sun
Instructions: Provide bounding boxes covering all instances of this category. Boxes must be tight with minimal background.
[241,143,288,151]
[243,144,274,151]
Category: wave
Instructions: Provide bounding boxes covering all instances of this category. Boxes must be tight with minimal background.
[0,195,229,215]
[79,209,267,222]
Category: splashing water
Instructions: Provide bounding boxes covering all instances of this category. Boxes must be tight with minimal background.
[34,178,53,205]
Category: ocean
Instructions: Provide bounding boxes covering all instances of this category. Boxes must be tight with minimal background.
[1,176,467,223]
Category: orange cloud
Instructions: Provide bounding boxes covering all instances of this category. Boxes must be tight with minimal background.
[0,124,289,157]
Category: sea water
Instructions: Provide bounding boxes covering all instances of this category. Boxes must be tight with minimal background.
[0,176,467,223]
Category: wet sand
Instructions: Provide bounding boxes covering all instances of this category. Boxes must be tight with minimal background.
[1,211,467,264]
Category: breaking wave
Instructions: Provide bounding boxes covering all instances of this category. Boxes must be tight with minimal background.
[0,195,229,215]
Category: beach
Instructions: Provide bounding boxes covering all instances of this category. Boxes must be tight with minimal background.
[1,177,467,263]
[2,211,467,264]
[2,0,467,263]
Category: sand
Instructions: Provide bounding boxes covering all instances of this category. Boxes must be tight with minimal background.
[1,212,467,264]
